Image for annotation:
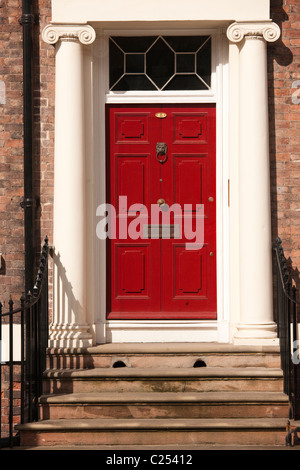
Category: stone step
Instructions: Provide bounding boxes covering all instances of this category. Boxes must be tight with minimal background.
[38,391,289,420]
[46,343,281,369]
[43,367,284,394]
[16,417,288,447]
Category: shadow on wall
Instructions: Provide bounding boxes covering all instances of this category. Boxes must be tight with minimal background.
[269,0,294,237]
[50,249,90,347]
[269,0,294,315]
[270,0,293,67]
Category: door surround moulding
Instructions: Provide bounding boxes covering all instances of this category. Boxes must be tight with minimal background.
[41,0,279,348]
[91,26,230,344]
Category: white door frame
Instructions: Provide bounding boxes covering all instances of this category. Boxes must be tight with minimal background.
[91,26,230,343]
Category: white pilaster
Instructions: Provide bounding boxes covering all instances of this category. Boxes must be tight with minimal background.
[227,22,280,345]
[42,24,96,347]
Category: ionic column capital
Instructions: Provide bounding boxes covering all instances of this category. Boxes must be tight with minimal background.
[227,21,280,43]
[42,23,96,45]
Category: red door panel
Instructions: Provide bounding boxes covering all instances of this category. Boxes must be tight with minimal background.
[106,104,216,320]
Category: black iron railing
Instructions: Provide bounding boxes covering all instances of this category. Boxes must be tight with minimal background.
[274,237,300,420]
[0,236,49,448]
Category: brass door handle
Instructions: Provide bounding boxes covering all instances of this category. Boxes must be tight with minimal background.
[157,198,166,206]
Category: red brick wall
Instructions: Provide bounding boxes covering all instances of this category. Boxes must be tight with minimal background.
[0,0,25,308]
[269,0,300,289]
[0,365,21,439]
[1,1,54,437]
[0,0,54,309]
[34,0,54,312]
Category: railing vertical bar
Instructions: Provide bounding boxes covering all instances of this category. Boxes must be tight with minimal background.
[275,238,300,423]
[276,260,280,338]
[287,287,291,400]
[292,286,298,419]
[34,301,38,421]
[9,299,14,448]
[20,296,25,425]
[0,301,2,446]
[27,293,32,423]
[0,237,49,447]
[37,296,42,398]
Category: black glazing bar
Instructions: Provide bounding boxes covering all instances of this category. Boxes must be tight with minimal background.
[9,299,14,447]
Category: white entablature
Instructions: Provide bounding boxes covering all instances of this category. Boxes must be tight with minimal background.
[51,0,271,23]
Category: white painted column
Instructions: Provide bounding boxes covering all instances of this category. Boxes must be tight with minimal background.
[227,22,280,345]
[42,24,96,347]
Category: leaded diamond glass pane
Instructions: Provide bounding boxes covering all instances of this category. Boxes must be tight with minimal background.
[112,75,157,91]
[112,36,157,53]
[146,38,174,89]
[109,39,124,89]
[126,54,144,74]
[164,74,208,91]
[176,54,195,74]
[164,36,209,52]
[197,38,212,88]
[109,35,212,91]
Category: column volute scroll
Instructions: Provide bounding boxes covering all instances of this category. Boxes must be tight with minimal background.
[226,21,280,43]
[42,23,96,45]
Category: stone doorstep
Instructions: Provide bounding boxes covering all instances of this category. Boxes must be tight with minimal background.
[46,343,282,369]
[17,347,289,447]
[39,391,289,405]
[38,391,289,419]
[16,417,289,432]
[47,343,282,354]
[42,366,285,393]
[43,367,284,379]
[15,418,289,447]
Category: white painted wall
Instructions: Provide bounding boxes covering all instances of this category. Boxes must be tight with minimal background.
[1,325,21,362]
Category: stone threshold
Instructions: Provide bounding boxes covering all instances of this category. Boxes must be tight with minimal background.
[47,342,281,355]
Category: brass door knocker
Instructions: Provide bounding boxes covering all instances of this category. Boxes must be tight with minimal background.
[156,142,168,164]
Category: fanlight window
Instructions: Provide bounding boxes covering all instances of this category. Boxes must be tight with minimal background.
[109,36,212,91]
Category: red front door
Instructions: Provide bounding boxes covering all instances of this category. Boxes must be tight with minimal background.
[106,104,216,319]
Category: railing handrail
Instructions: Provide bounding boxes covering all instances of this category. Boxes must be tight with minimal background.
[274,236,300,306]
[0,236,49,319]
